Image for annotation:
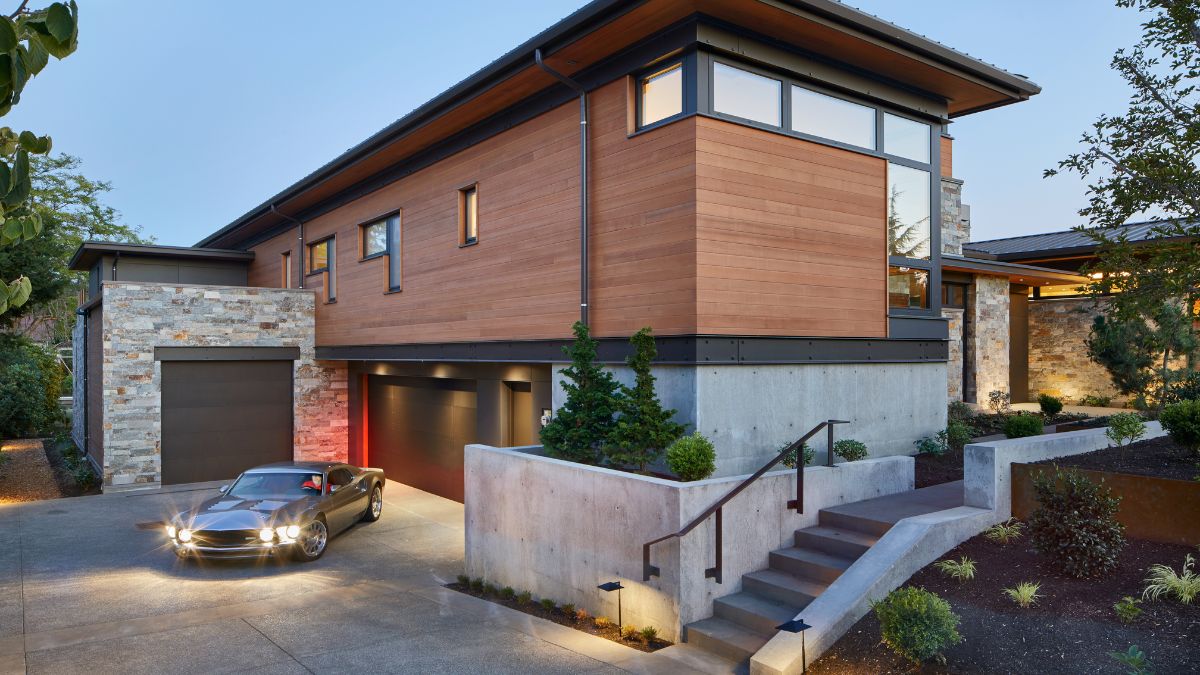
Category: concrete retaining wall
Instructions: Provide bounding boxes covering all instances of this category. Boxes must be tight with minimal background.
[464,444,913,642]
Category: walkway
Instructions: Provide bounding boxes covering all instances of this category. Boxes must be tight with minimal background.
[0,439,62,505]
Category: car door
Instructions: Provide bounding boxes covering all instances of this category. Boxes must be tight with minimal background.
[325,467,365,533]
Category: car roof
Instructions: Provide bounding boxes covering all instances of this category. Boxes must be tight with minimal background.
[245,461,343,473]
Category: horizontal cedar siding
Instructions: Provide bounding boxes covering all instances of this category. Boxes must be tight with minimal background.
[248,229,295,289]
[940,136,952,177]
[694,117,887,338]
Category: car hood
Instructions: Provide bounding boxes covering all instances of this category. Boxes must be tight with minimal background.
[174,495,317,531]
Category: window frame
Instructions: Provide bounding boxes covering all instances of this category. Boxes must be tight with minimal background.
[636,60,686,130]
[789,84,877,151]
[630,51,697,135]
[306,237,332,276]
[709,59,784,129]
[458,183,479,247]
[360,219,388,261]
[888,265,931,311]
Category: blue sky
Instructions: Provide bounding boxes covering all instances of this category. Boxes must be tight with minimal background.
[7,0,1144,246]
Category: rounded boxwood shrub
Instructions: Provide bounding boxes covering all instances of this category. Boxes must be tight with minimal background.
[1028,468,1125,578]
[941,420,975,453]
[666,432,716,481]
[833,438,869,462]
[1037,393,1064,416]
[779,441,814,469]
[1003,413,1043,439]
[1159,400,1200,454]
[870,586,962,664]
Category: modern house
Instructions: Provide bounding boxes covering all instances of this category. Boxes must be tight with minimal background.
[71,0,1049,495]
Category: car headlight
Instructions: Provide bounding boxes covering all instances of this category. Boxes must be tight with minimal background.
[286,524,300,539]
[178,529,193,543]
[166,525,177,539]
[259,528,275,543]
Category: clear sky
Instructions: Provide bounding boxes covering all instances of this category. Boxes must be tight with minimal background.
[5,0,1145,246]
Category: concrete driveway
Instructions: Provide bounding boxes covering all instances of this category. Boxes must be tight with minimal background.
[0,481,682,675]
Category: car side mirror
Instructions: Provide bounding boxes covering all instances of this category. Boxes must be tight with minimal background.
[329,485,339,493]
[218,485,229,494]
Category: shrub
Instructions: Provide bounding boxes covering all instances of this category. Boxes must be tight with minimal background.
[1028,468,1125,578]
[469,577,484,592]
[1081,393,1113,407]
[1003,413,1043,439]
[594,616,612,628]
[539,598,556,611]
[666,432,716,481]
[483,583,498,596]
[540,321,622,464]
[1113,596,1143,624]
[987,390,1012,415]
[948,400,973,422]
[1037,393,1064,416]
[1110,645,1152,675]
[779,441,814,469]
[1166,371,1200,404]
[870,586,962,664]
[833,439,869,462]
[456,574,469,586]
[1160,400,1200,454]
[639,626,658,643]
[605,327,686,471]
[620,624,639,640]
[574,608,589,622]
[1142,553,1199,604]
[500,586,516,600]
[561,603,576,617]
[1106,412,1147,447]
[984,519,1024,544]
[0,335,66,439]
[516,590,532,605]
[933,556,976,582]
[940,420,975,453]
[913,437,943,456]
[1003,581,1042,608]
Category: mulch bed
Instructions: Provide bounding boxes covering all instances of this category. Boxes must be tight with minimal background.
[965,411,1089,437]
[810,533,1200,674]
[1031,435,1199,482]
[447,582,672,653]
[43,436,102,498]
[915,451,963,489]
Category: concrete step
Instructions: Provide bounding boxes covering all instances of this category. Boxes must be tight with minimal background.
[793,525,876,559]
[685,617,770,664]
[742,568,827,607]
[713,591,798,635]
[653,643,745,675]
[768,546,854,584]
[817,506,893,537]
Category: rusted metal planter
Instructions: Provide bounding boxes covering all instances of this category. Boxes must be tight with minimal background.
[1012,463,1200,546]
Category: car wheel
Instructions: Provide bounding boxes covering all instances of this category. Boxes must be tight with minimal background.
[361,484,383,523]
[292,517,328,562]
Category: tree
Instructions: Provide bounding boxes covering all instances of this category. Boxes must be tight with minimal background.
[886,185,929,258]
[0,1,79,316]
[1087,302,1197,409]
[539,321,622,464]
[605,327,685,471]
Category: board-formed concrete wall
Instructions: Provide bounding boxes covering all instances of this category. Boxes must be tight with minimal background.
[552,362,947,477]
[464,445,913,642]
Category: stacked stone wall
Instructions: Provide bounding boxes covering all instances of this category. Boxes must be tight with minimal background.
[1027,297,1123,404]
[971,276,1010,400]
[941,177,968,255]
[943,307,964,401]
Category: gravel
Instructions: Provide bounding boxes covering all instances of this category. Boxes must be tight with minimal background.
[0,438,64,504]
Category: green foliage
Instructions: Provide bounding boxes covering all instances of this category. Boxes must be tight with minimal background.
[1114,596,1143,624]
[60,437,93,487]
[933,556,976,582]
[539,598,556,611]
[1002,581,1042,608]
[870,586,962,664]
[639,625,658,643]
[1003,413,1043,439]
[516,590,532,605]
[469,577,483,592]
[940,420,975,453]
[482,582,498,596]
[1087,314,1157,399]
[500,586,515,600]
[984,519,1024,545]
[779,441,814,469]
[1160,400,1200,454]
[913,436,942,456]
[593,616,612,629]
[1109,645,1153,675]
[456,574,469,586]
[1165,371,1200,404]
[605,328,685,471]
[1107,412,1147,446]
[0,333,64,438]
[540,322,622,464]
[1142,553,1200,604]
[1081,393,1114,407]
[947,400,973,423]
[1037,393,1064,416]
[666,432,716,481]
[986,390,1011,415]
[1029,468,1125,578]
[1086,307,1197,411]
[833,438,869,462]
[560,603,575,617]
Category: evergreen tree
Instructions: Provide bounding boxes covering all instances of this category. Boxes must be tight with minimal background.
[606,327,685,471]
[539,321,621,464]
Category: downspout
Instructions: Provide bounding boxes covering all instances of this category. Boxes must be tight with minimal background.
[74,306,88,457]
[110,251,120,282]
[535,48,589,327]
[271,204,305,289]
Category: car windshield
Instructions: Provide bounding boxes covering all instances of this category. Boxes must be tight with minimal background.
[226,472,323,499]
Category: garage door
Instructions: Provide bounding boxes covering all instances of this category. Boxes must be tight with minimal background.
[367,375,476,502]
[161,360,294,485]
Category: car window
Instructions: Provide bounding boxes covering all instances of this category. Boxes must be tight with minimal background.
[329,468,353,488]
[226,472,321,499]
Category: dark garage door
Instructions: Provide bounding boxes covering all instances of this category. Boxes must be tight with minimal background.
[161,360,294,485]
[367,375,476,502]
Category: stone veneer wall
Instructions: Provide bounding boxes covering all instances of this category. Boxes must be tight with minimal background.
[941,177,968,255]
[100,281,347,489]
[943,307,964,401]
[971,275,1010,400]
[1027,297,1123,404]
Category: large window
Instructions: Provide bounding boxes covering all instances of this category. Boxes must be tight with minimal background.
[307,238,330,274]
[791,86,875,149]
[884,113,931,163]
[362,219,387,259]
[459,184,478,246]
[889,266,929,309]
[887,163,931,260]
[713,62,781,127]
[638,62,683,128]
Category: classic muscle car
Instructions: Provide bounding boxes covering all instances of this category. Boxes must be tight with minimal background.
[165,461,385,561]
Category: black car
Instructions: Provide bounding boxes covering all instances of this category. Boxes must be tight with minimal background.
[165,461,386,561]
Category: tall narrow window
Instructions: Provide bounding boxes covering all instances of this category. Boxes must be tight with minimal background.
[638,62,683,128]
[459,185,478,246]
[386,213,402,291]
[887,163,932,260]
[884,113,931,163]
[713,62,781,127]
[280,251,292,288]
[361,219,387,259]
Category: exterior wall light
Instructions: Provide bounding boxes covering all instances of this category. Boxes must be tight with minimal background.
[597,581,624,626]
[775,618,812,673]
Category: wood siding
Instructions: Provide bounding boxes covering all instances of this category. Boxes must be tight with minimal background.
[940,135,953,177]
[695,117,887,337]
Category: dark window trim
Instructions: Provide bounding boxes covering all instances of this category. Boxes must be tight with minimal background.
[789,82,877,152]
[708,56,785,130]
[633,51,694,132]
[306,236,333,276]
[458,183,479,247]
[358,209,399,262]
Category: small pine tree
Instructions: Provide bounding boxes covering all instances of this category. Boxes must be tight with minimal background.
[606,327,686,471]
[539,321,622,464]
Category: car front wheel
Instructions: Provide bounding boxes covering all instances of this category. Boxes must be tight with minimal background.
[361,485,383,523]
[292,517,328,562]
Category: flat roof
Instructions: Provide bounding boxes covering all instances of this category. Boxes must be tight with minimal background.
[941,254,1088,286]
[68,241,255,272]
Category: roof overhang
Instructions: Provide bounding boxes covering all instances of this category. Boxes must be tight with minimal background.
[68,241,255,272]
[197,0,1040,250]
[941,254,1088,287]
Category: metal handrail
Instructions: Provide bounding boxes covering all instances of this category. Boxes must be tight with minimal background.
[642,419,850,583]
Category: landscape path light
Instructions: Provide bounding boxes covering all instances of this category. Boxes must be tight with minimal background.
[597,581,624,626]
[775,618,812,674]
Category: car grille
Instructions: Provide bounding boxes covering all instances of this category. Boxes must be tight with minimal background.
[193,530,258,547]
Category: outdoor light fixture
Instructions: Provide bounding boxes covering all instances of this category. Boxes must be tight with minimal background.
[597,581,625,626]
[776,618,812,674]
[540,408,552,428]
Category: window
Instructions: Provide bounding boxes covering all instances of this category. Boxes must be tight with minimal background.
[307,238,330,274]
[638,62,683,128]
[791,86,876,149]
[884,113,931,163]
[713,62,781,127]
[887,163,931,260]
[328,468,353,491]
[361,219,387,259]
[459,185,478,246]
[280,251,292,288]
[889,266,929,309]
[942,283,967,309]
[386,213,402,291]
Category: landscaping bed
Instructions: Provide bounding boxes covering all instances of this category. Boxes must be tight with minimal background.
[915,451,963,488]
[809,532,1200,674]
[44,435,101,497]
[447,580,672,653]
[966,411,1089,437]
[1031,435,1198,482]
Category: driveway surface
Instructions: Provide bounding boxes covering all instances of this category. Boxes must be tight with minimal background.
[0,481,685,674]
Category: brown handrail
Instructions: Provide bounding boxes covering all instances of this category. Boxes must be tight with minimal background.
[642,419,849,583]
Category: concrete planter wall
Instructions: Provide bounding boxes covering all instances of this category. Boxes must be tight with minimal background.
[464,444,913,642]
[1012,464,1200,546]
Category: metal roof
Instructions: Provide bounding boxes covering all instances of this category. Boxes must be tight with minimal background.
[68,241,255,272]
[964,220,1184,261]
[940,254,1087,285]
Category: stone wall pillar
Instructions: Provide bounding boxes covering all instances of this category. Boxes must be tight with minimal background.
[970,276,1010,401]
[941,177,968,255]
[942,307,964,401]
